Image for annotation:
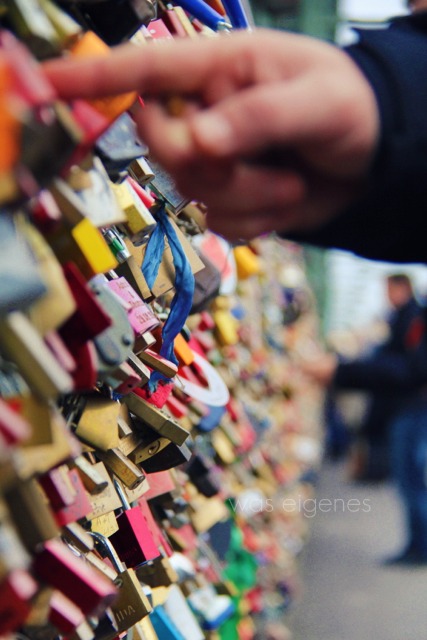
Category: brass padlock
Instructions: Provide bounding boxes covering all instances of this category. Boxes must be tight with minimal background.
[89,532,152,634]
[4,476,60,551]
[0,311,73,400]
[96,447,145,491]
[73,396,121,452]
[125,393,190,446]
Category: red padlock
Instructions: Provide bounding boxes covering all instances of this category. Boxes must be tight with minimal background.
[0,569,38,635]
[109,479,161,568]
[38,465,77,511]
[51,467,92,527]
[0,397,31,447]
[32,538,117,617]
[49,590,85,635]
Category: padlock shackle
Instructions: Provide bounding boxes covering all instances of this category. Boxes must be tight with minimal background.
[113,477,132,511]
[88,530,125,573]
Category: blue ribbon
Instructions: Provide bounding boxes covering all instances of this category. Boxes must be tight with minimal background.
[142,206,195,390]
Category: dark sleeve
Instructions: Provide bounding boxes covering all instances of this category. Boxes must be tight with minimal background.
[289,14,427,263]
[333,353,422,392]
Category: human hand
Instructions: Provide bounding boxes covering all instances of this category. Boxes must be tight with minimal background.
[43,29,380,241]
[297,352,338,386]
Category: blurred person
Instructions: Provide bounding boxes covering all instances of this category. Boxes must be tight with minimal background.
[42,4,427,262]
[299,274,427,565]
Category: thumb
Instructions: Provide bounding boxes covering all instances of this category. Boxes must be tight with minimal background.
[186,78,333,157]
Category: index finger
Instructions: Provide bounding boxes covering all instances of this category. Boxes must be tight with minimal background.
[41,29,309,101]
[42,34,241,100]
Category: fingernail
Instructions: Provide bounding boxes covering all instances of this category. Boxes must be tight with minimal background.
[192,112,234,154]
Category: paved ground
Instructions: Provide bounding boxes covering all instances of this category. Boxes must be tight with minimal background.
[287,462,427,640]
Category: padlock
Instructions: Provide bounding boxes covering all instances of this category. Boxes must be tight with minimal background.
[128,176,157,210]
[62,522,96,555]
[66,0,156,46]
[3,477,60,551]
[50,467,93,527]
[73,396,121,452]
[32,537,118,617]
[45,330,76,375]
[108,479,161,568]
[104,360,145,395]
[147,157,190,215]
[38,464,78,511]
[112,178,157,246]
[0,213,47,315]
[132,617,159,640]
[6,0,60,59]
[23,583,54,628]
[127,423,180,468]
[139,440,192,474]
[73,456,109,495]
[116,429,145,458]
[83,460,122,520]
[0,568,38,635]
[161,6,191,37]
[173,333,195,367]
[150,605,186,640]
[48,589,86,635]
[59,262,112,348]
[96,447,146,491]
[0,397,31,449]
[107,276,160,340]
[12,405,81,478]
[143,470,178,502]
[95,111,148,178]
[136,555,179,588]
[185,455,220,498]
[167,5,199,37]
[92,607,119,640]
[90,512,119,538]
[89,276,135,379]
[46,215,118,282]
[20,101,83,191]
[188,495,229,534]
[71,162,126,229]
[68,618,95,640]
[186,583,235,632]
[0,311,73,400]
[136,348,178,378]
[0,505,31,579]
[125,393,190,446]
[113,245,152,303]
[69,30,138,118]
[145,17,174,40]
[163,584,207,638]
[137,497,171,554]
[39,0,82,48]
[129,157,155,186]
[127,352,151,387]
[90,532,152,633]
[16,392,55,446]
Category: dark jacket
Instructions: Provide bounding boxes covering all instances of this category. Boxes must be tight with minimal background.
[290,12,427,263]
